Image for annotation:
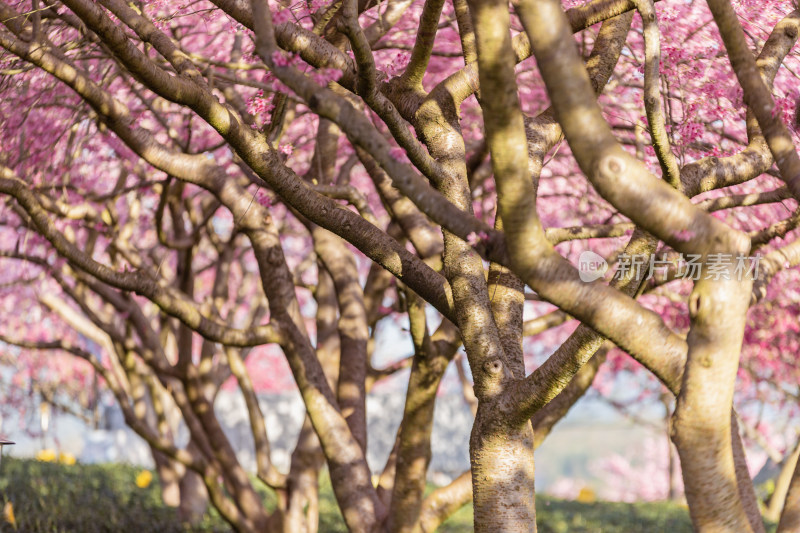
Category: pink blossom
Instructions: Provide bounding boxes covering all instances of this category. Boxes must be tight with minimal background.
[389,146,406,161]
[672,229,695,242]
[272,9,292,24]
[255,189,272,207]
[271,51,291,68]
[466,231,489,247]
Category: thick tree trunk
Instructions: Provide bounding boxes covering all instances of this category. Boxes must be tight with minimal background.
[471,401,536,533]
[672,268,754,532]
[279,418,324,533]
[152,445,208,524]
[153,449,181,508]
[178,467,209,524]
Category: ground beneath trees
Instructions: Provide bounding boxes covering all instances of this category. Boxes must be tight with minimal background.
[0,458,738,532]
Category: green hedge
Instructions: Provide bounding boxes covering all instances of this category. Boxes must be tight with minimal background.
[0,458,709,532]
[0,458,224,532]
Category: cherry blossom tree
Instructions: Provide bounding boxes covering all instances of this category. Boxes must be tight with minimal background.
[1,0,800,531]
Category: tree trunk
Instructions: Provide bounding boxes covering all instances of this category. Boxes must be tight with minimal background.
[280,417,324,533]
[153,449,181,508]
[471,401,536,533]
[767,441,800,523]
[672,268,755,532]
[152,445,208,524]
[178,467,209,524]
[778,445,800,532]
[661,395,681,502]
